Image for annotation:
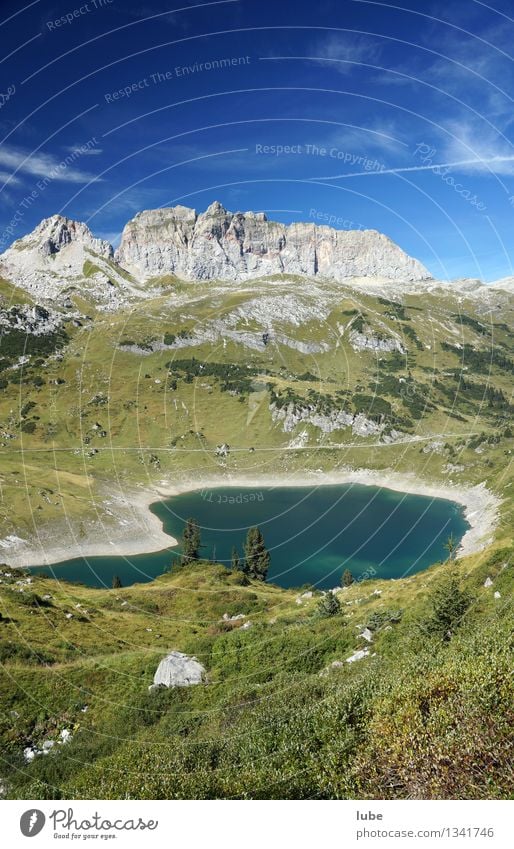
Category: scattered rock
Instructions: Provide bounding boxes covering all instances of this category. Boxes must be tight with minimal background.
[484,577,493,588]
[319,660,345,677]
[346,648,370,664]
[149,651,205,690]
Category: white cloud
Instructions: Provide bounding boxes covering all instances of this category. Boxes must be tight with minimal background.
[63,145,103,156]
[0,144,101,184]
[440,120,514,176]
[309,33,382,74]
[0,171,20,185]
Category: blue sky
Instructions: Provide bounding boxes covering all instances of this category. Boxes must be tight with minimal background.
[1,0,514,280]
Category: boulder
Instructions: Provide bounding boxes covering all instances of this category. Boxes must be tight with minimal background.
[484,577,493,588]
[346,648,370,664]
[149,651,205,691]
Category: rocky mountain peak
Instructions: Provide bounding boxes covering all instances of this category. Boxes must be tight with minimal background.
[0,215,124,308]
[21,214,114,260]
[115,202,431,283]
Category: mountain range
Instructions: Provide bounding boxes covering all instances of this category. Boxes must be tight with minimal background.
[1,202,434,306]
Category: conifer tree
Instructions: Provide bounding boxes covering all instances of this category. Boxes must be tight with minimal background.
[424,574,472,641]
[317,591,342,618]
[243,526,270,581]
[231,546,241,571]
[181,517,201,565]
[342,568,354,587]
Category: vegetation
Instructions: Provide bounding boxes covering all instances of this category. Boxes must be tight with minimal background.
[317,590,342,617]
[421,574,473,642]
[181,518,201,565]
[0,273,513,800]
[243,526,270,581]
[0,541,511,800]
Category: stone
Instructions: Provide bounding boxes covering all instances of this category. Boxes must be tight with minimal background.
[319,659,345,677]
[360,628,373,643]
[346,648,370,664]
[484,577,493,587]
[115,203,431,283]
[494,591,501,599]
[149,651,205,690]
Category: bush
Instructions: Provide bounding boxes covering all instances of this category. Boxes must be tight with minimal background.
[421,575,473,642]
[317,592,342,618]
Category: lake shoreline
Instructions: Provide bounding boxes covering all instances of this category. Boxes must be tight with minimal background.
[1,469,500,570]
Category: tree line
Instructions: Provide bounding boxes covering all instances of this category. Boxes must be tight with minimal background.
[181,517,271,581]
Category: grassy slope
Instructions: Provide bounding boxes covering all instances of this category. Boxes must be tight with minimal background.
[1,277,513,540]
[0,544,512,800]
[0,274,513,799]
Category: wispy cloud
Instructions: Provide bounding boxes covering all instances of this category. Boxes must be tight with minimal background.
[0,144,100,184]
[0,171,21,185]
[308,32,383,74]
[62,145,103,156]
[439,120,514,176]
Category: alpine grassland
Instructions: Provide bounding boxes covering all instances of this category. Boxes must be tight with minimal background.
[1,271,513,799]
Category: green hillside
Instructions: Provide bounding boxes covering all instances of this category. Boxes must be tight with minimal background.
[0,273,513,799]
[0,544,512,799]
[1,275,513,542]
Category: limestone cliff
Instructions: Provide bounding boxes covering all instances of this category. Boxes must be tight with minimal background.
[115,201,431,283]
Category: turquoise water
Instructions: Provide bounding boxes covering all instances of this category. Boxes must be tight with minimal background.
[29,484,469,590]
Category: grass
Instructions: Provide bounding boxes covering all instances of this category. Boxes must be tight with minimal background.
[0,274,512,798]
[0,541,512,799]
[0,279,511,533]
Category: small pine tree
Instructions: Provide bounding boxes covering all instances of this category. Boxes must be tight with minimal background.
[424,574,473,641]
[112,575,122,589]
[231,546,241,571]
[244,526,270,581]
[444,533,457,561]
[342,568,354,587]
[317,591,342,618]
[181,517,201,565]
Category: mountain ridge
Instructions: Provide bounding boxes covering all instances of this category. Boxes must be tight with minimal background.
[0,203,431,307]
[115,200,432,283]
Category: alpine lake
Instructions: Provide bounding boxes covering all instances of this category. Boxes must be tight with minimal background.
[29,483,469,590]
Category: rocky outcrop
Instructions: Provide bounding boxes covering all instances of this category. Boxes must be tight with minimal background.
[0,304,62,336]
[149,650,205,690]
[0,215,138,309]
[349,328,405,354]
[271,401,383,437]
[116,201,431,283]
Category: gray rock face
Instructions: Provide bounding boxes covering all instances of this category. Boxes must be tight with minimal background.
[270,401,385,438]
[149,651,205,690]
[349,328,405,354]
[0,215,136,309]
[0,304,63,337]
[30,215,113,260]
[116,201,431,283]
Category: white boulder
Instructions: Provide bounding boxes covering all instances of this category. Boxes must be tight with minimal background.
[149,651,205,690]
[346,648,370,664]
